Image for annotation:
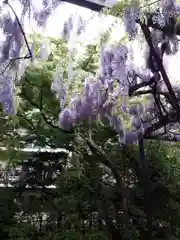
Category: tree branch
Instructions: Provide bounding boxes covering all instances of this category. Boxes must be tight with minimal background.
[21,91,74,134]
[86,137,122,187]
[140,23,180,113]
[145,111,177,136]
[17,112,36,130]
[5,0,32,60]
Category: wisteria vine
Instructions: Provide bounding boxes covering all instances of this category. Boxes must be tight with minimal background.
[1,0,180,146]
[0,0,33,115]
[52,0,180,145]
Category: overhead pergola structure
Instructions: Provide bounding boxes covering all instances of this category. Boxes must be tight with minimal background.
[60,0,108,11]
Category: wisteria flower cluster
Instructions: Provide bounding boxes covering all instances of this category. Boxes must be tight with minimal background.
[0,75,15,115]
[54,44,156,144]
[52,0,180,144]
[0,0,180,145]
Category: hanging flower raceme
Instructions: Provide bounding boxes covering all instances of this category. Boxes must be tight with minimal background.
[100,47,114,83]
[0,2,23,115]
[0,10,23,61]
[62,16,73,41]
[100,45,128,90]
[39,40,50,60]
[123,7,139,40]
[33,0,62,27]
[160,0,179,22]
[76,16,85,36]
[0,75,15,115]
[58,77,108,130]
[51,66,67,108]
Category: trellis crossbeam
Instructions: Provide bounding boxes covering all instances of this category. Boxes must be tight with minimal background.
[61,0,105,11]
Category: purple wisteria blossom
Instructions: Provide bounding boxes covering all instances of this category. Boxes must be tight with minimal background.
[0,0,179,146]
[0,75,15,115]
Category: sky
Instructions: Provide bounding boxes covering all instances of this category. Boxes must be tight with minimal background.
[34,1,118,37]
[43,1,180,86]
[3,0,123,55]
[28,1,123,45]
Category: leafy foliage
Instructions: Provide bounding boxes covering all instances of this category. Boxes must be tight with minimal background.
[1,2,180,240]
[0,34,177,240]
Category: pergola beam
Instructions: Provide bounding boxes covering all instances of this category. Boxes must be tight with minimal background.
[61,0,105,11]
